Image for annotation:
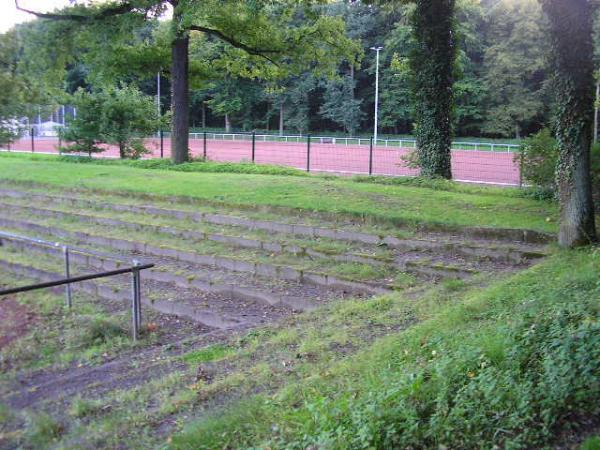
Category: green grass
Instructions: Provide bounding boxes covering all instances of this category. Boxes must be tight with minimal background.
[582,436,600,450]
[181,344,234,364]
[59,154,310,176]
[0,152,558,233]
[0,259,139,371]
[171,248,600,449]
[23,412,64,449]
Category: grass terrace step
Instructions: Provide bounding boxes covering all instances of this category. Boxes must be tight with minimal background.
[0,189,550,266]
[0,193,396,260]
[0,216,393,295]
[0,184,555,245]
[0,201,397,269]
[0,225,359,311]
[0,211,530,294]
[0,170,559,240]
[0,237,341,320]
[0,250,242,330]
[0,199,550,265]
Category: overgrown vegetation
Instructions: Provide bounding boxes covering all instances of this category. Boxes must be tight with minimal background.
[58,155,309,176]
[517,128,559,198]
[517,128,600,205]
[172,249,600,449]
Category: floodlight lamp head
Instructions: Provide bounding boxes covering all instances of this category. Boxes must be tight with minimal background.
[370,46,383,51]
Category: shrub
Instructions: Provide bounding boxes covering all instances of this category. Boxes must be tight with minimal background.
[61,85,162,159]
[59,89,105,156]
[517,129,600,205]
[516,128,558,196]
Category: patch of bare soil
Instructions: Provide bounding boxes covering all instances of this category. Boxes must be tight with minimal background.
[0,297,34,350]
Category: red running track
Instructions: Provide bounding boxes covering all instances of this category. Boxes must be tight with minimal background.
[6,137,521,186]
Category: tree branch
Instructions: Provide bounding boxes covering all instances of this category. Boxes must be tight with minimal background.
[15,0,137,22]
[188,25,281,65]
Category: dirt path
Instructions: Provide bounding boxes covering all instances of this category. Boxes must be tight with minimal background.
[0,297,35,350]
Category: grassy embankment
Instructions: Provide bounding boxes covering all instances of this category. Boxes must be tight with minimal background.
[170,248,600,449]
[0,152,558,233]
[1,152,598,448]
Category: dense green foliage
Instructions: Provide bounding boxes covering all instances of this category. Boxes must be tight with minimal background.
[3,0,579,140]
[0,29,50,144]
[172,249,600,449]
[59,89,105,155]
[61,86,161,158]
[518,129,558,196]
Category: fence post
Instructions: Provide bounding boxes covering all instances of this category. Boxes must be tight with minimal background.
[160,129,164,158]
[203,131,207,160]
[131,260,141,341]
[31,128,34,153]
[369,136,374,176]
[306,135,311,172]
[252,131,256,163]
[63,245,72,308]
[518,149,523,188]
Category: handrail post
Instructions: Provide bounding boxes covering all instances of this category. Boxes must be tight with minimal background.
[306,134,311,172]
[63,245,72,308]
[131,260,141,341]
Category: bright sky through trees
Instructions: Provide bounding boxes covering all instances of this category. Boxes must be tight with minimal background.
[0,0,71,32]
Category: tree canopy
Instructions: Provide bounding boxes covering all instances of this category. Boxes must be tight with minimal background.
[6,0,586,141]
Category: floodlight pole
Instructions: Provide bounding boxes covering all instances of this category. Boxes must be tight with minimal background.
[370,46,383,146]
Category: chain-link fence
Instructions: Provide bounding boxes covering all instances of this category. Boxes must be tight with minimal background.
[3,131,522,186]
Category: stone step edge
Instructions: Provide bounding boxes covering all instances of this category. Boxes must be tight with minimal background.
[0,180,556,244]
[0,258,251,330]
[0,186,554,249]
[2,238,323,312]
[0,216,389,296]
[0,201,391,268]
[0,189,550,263]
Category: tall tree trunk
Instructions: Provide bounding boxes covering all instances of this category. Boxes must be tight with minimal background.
[541,0,597,247]
[225,114,231,132]
[201,102,206,129]
[515,123,520,140]
[279,101,284,136]
[170,32,189,164]
[594,81,599,144]
[410,0,456,179]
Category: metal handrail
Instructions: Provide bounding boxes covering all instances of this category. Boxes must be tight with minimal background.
[0,230,130,263]
[0,264,153,296]
[0,230,154,340]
